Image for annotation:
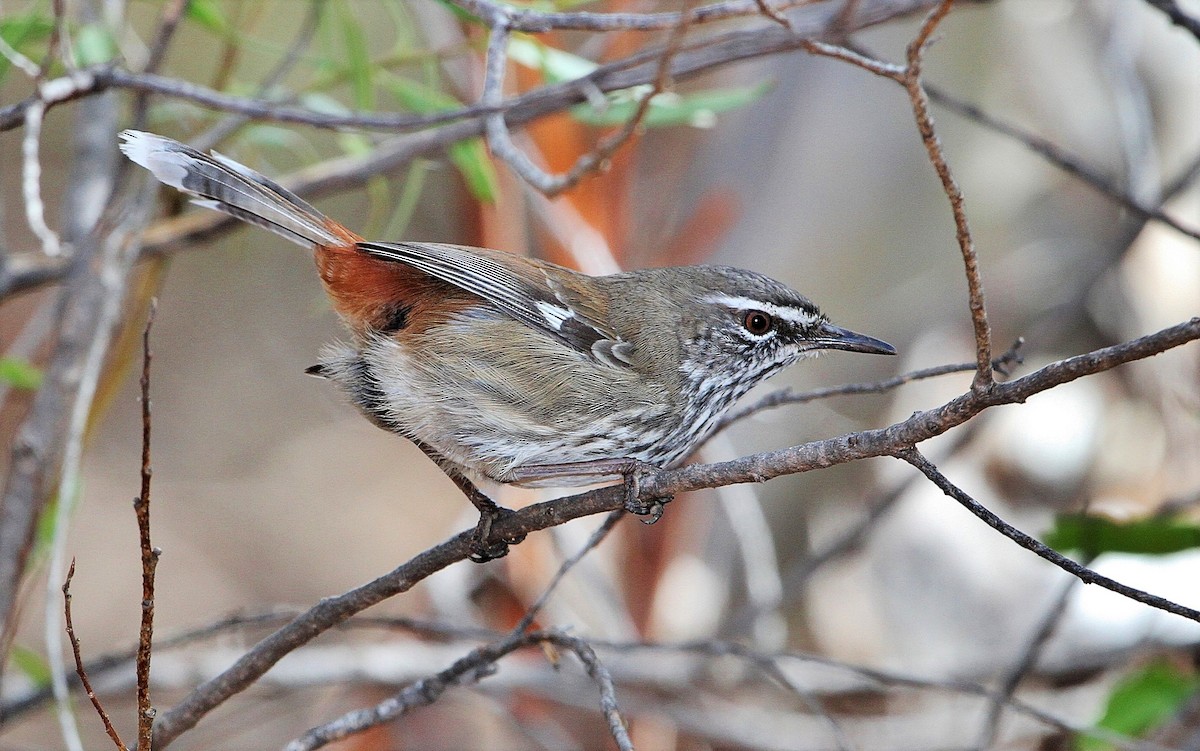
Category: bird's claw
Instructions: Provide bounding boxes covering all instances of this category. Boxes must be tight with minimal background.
[620,461,671,524]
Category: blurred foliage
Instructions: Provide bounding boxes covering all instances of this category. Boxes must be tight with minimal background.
[0,357,43,390]
[0,11,52,83]
[1079,660,1200,751]
[1045,514,1200,558]
[6,645,51,690]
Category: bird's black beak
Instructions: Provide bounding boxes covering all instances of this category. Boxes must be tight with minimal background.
[811,322,897,355]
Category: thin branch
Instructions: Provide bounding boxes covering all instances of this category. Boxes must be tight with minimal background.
[974,568,1083,750]
[283,630,632,751]
[20,100,62,256]
[714,338,1024,433]
[513,510,624,635]
[925,84,1200,242]
[135,300,160,750]
[897,448,1200,623]
[485,0,700,194]
[130,0,196,129]
[449,0,824,32]
[1141,0,1200,42]
[903,0,993,390]
[149,316,1200,748]
[64,559,128,751]
[0,0,939,134]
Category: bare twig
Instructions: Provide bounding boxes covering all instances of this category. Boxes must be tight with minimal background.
[714,338,1024,433]
[1141,0,1200,42]
[902,0,993,390]
[974,569,1083,750]
[513,510,624,635]
[803,3,994,389]
[483,0,699,194]
[20,100,62,256]
[925,84,1200,242]
[130,0,196,130]
[64,560,129,751]
[135,301,160,750]
[897,448,1200,623]
[283,630,632,751]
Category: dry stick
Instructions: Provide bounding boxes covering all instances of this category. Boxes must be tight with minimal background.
[897,447,1200,622]
[285,512,626,749]
[805,5,994,391]
[973,568,1084,750]
[513,510,625,635]
[902,0,993,391]
[925,84,1200,243]
[715,338,1024,433]
[1141,0,1200,41]
[129,0,195,130]
[0,0,936,135]
[283,630,632,751]
[598,639,1164,749]
[482,0,699,195]
[449,0,824,32]
[63,559,129,751]
[148,317,1200,749]
[134,301,160,750]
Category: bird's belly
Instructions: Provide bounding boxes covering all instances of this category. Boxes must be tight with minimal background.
[326,336,681,485]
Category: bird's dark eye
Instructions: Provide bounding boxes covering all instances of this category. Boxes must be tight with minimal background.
[743,310,773,336]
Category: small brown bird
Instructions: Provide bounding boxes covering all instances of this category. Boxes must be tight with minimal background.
[120,130,896,560]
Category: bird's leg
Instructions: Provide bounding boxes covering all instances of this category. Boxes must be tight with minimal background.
[413,441,524,562]
[508,459,672,524]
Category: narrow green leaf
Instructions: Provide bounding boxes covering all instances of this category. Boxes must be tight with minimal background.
[185,0,230,35]
[336,3,374,111]
[0,357,43,390]
[382,159,431,239]
[448,138,498,203]
[573,82,772,128]
[1045,513,1200,557]
[382,76,498,203]
[383,75,459,113]
[507,36,596,84]
[1077,661,1199,751]
[73,23,117,66]
[9,645,52,688]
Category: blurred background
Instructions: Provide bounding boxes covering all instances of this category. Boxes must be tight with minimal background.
[1,0,1199,748]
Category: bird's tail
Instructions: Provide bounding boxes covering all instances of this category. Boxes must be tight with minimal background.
[119,130,356,249]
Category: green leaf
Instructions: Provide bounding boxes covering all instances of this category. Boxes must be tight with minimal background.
[0,13,53,82]
[0,357,43,390]
[382,76,498,203]
[447,138,498,203]
[8,645,52,688]
[73,23,117,66]
[336,3,374,111]
[573,82,771,128]
[1045,513,1200,557]
[185,0,230,35]
[507,36,596,84]
[1077,661,1199,751]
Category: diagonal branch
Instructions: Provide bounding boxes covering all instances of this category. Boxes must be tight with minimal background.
[150,316,1200,748]
[897,448,1200,622]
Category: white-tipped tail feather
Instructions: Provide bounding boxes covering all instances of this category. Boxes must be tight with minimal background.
[119,130,341,248]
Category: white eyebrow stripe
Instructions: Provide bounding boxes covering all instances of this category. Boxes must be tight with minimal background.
[703,294,821,326]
